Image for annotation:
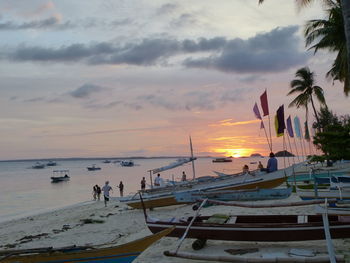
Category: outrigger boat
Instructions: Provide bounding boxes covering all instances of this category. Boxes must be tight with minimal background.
[0,227,174,263]
[122,164,298,209]
[143,199,350,242]
[174,187,293,203]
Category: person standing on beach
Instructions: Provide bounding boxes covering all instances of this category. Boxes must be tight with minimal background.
[92,185,98,200]
[118,181,124,197]
[181,171,187,181]
[141,177,146,191]
[102,181,113,207]
[96,185,101,201]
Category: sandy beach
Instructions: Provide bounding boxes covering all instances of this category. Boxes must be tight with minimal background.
[1,194,349,262]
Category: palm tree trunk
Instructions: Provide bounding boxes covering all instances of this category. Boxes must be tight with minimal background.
[310,97,320,127]
[341,0,350,90]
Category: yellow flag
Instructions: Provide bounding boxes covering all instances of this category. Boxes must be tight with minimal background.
[274,115,283,137]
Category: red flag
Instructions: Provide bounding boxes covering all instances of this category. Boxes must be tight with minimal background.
[260,90,269,116]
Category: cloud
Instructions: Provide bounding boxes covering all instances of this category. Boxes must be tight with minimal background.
[183,26,308,73]
[3,26,308,73]
[23,97,45,103]
[155,3,179,15]
[0,17,74,30]
[170,13,198,28]
[69,83,106,99]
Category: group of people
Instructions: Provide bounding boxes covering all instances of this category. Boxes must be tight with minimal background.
[242,152,278,174]
[92,181,125,207]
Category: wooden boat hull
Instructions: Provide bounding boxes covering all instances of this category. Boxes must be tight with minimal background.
[126,176,286,209]
[175,187,293,203]
[147,215,350,242]
[1,227,173,263]
[298,189,350,201]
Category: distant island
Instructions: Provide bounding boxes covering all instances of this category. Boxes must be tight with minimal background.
[250,153,263,157]
[275,150,295,157]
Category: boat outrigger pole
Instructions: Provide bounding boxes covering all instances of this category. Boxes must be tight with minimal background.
[190,135,196,180]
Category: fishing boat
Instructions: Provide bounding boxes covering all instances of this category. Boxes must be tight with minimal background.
[122,164,298,209]
[46,161,57,166]
[174,187,293,203]
[0,227,174,263]
[51,170,70,183]
[120,160,134,167]
[212,157,232,163]
[87,164,101,171]
[32,162,45,169]
[297,188,350,201]
[145,210,350,242]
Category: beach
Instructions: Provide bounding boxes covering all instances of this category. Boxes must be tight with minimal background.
[1,193,349,262]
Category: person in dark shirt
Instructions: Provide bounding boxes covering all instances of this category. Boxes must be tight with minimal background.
[261,152,278,173]
[118,181,124,197]
[141,177,146,191]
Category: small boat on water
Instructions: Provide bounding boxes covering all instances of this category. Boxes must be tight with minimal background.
[46,161,57,166]
[121,160,134,167]
[0,227,174,263]
[212,158,232,163]
[174,187,293,203]
[32,162,45,169]
[103,160,111,163]
[87,164,101,171]
[51,170,70,183]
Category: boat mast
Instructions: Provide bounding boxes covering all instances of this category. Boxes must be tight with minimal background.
[190,136,196,180]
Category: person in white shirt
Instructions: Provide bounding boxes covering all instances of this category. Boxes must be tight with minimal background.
[154,174,161,187]
[102,181,113,207]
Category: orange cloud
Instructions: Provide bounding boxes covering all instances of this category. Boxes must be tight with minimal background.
[210,119,260,127]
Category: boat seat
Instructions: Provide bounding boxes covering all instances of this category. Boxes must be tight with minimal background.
[227,216,237,224]
[205,214,230,224]
[297,215,308,224]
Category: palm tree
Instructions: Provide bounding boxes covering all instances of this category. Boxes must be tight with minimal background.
[288,67,327,126]
[259,0,350,95]
[304,0,349,95]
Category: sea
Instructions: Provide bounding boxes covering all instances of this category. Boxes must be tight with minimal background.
[0,156,296,223]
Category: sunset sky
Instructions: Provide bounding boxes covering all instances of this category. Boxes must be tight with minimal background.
[0,0,348,160]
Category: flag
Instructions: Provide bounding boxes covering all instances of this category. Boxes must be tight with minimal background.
[260,120,264,129]
[260,90,269,116]
[304,121,310,141]
[253,103,262,120]
[274,115,283,137]
[294,116,302,138]
[286,115,294,138]
[276,105,285,135]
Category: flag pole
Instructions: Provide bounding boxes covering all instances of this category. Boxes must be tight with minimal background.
[293,136,301,163]
[261,120,272,152]
[189,135,196,180]
[282,134,288,167]
[268,114,272,152]
[286,132,295,165]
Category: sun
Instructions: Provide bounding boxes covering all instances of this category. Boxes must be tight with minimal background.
[214,148,252,158]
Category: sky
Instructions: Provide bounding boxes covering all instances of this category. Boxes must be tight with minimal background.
[0,0,348,160]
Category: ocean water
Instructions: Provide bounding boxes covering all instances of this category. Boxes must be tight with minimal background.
[0,157,294,222]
